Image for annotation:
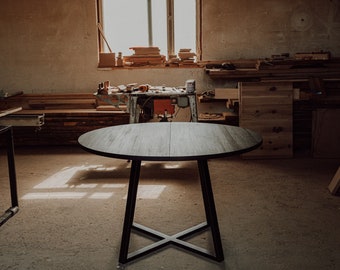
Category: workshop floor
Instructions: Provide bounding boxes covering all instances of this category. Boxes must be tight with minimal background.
[0,146,339,270]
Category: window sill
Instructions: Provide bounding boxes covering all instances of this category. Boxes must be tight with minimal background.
[97,63,204,70]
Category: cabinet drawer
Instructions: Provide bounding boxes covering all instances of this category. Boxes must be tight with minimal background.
[241,95,292,105]
[240,82,292,97]
[239,81,293,158]
[240,119,292,134]
[242,133,293,158]
[240,104,292,120]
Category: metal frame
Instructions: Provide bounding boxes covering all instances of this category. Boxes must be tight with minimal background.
[129,92,198,124]
[118,159,224,265]
[0,126,19,227]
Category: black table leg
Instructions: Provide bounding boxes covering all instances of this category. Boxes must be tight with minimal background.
[0,126,19,227]
[119,159,141,264]
[118,159,224,265]
[197,159,224,262]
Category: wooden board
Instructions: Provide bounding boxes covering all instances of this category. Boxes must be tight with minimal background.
[328,166,340,195]
[0,107,22,117]
[214,88,239,99]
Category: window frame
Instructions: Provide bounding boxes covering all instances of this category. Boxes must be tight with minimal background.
[96,0,202,66]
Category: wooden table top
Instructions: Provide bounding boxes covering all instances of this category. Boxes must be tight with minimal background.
[78,122,262,161]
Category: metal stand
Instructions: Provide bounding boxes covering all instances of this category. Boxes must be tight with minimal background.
[129,93,198,124]
[0,126,19,227]
[118,159,224,264]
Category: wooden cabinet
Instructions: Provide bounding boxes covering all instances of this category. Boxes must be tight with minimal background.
[239,81,293,158]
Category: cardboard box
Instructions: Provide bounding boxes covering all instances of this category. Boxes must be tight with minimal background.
[98,53,116,67]
[214,88,239,99]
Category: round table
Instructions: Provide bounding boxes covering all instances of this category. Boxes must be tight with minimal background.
[78,122,262,265]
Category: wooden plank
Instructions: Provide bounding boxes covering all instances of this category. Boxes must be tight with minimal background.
[328,166,340,195]
[96,105,127,111]
[0,114,44,126]
[0,107,22,117]
[214,88,239,99]
[295,52,330,60]
[239,82,292,96]
[240,104,292,120]
[242,133,293,158]
[29,99,96,109]
[207,67,340,80]
[240,119,293,133]
[241,96,292,106]
[14,109,127,115]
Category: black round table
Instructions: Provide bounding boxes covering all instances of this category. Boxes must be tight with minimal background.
[78,122,262,265]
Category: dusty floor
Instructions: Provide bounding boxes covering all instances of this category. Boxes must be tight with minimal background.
[0,146,340,270]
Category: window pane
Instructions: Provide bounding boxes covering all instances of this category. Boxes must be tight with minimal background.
[101,0,197,59]
[102,0,149,56]
[151,0,167,56]
[174,0,196,54]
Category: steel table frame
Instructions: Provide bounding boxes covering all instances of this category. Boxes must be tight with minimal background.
[78,122,262,266]
[0,126,19,227]
[118,159,224,264]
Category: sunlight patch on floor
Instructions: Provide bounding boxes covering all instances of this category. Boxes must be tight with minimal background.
[124,185,167,200]
[21,164,167,200]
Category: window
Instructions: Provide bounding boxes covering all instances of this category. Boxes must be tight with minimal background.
[98,0,200,61]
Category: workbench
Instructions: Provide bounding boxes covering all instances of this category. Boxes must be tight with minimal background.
[129,87,198,123]
[95,86,198,123]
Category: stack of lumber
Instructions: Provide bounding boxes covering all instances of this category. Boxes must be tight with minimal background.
[124,47,166,66]
[256,51,332,69]
[167,54,180,66]
[178,49,196,65]
[205,51,340,80]
[295,51,330,60]
[1,93,129,146]
[206,58,340,80]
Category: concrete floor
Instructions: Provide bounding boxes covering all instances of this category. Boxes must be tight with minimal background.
[0,146,340,270]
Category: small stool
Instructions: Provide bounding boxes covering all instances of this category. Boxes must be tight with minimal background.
[0,126,19,227]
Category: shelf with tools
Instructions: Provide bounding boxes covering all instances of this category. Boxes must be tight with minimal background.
[204,54,340,157]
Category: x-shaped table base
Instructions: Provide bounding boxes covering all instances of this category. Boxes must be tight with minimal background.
[118,160,224,265]
[127,221,217,262]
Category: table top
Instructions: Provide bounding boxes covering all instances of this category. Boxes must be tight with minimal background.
[78,122,262,161]
[130,88,193,97]
[95,87,194,98]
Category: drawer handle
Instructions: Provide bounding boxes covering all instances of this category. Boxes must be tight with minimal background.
[269,86,277,91]
[272,109,277,114]
[272,126,283,133]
